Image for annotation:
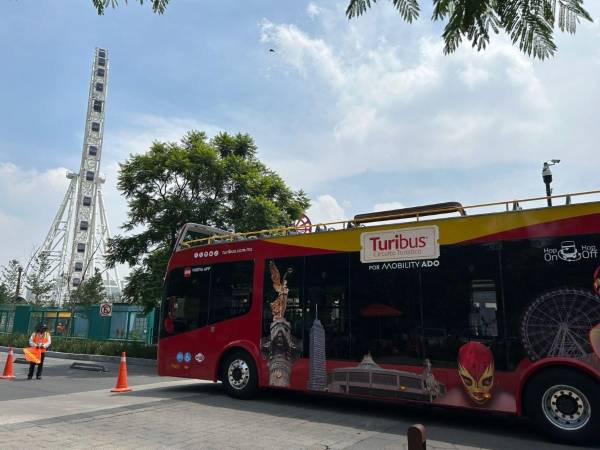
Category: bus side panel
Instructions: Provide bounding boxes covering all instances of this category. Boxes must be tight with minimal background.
[257,214,600,414]
[158,258,265,382]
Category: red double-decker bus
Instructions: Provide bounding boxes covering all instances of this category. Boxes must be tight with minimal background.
[157,191,600,444]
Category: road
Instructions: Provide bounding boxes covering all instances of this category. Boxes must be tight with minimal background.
[0,351,590,449]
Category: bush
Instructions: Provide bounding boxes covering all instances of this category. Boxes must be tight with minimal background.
[0,333,156,359]
[0,333,28,348]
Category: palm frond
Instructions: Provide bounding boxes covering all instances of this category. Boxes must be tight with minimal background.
[440,0,500,54]
[553,0,592,33]
[348,0,591,59]
[432,0,453,21]
[391,0,420,23]
[498,0,557,60]
[346,0,377,19]
[92,0,169,15]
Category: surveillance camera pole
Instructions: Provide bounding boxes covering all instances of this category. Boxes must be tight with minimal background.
[542,160,560,207]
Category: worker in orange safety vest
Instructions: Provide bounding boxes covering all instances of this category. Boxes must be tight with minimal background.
[27,323,51,380]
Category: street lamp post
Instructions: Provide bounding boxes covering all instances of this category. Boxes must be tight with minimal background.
[542,159,560,207]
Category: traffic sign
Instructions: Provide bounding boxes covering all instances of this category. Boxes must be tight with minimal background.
[100,303,113,317]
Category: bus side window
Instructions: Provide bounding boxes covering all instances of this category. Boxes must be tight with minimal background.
[208,261,253,324]
[349,253,422,365]
[304,253,349,360]
[420,244,505,369]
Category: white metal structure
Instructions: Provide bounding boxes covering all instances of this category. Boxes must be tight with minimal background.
[31,48,121,305]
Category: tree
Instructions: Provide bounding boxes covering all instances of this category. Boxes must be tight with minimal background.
[1,259,22,303]
[68,269,107,308]
[92,0,169,14]
[346,0,592,59]
[0,283,10,304]
[107,130,310,311]
[91,0,591,60]
[25,253,54,306]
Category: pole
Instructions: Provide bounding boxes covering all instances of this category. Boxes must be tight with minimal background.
[542,162,553,207]
[407,424,427,450]
[15,266,22,300]
[545,180,552,207]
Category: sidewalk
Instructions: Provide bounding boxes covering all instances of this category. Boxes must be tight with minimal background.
[0,346,156,367]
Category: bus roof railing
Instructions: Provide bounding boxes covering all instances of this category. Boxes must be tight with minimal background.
[354,201,466,224]
[177,190,600,250]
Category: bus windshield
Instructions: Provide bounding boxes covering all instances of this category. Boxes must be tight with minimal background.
[161,261,253,339]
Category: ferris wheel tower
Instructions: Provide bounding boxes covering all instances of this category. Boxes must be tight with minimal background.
[31,48,121,305]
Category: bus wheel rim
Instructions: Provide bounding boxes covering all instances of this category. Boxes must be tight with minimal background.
[541,384,591,431]
[228,359,250,390]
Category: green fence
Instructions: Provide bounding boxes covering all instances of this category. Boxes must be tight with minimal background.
[0,303,157,344]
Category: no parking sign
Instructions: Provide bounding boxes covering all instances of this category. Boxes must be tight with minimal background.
[100,303,113,317]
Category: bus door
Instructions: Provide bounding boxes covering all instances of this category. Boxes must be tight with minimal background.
[160,265,211,377]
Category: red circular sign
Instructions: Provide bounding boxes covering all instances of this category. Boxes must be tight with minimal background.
[100,303,112,317]
[294,214,312,234]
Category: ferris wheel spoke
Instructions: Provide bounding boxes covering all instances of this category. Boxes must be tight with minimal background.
[531,308,562,325]
[565,299,591,325]
[565,329,592,347]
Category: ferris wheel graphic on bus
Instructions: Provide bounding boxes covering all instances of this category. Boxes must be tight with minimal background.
[521,289,600,361]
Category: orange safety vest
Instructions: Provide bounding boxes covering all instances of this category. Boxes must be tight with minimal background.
[31,332,50,353]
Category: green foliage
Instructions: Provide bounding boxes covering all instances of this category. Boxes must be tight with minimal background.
[0,283,10,304]
[346,0,592,59]
[1,259,22,303]
[0,333,28,348]
[107,130,310,312]
[68,269,107,308]
[0,334,156,359]
[92,0,169,15]
[25,252,54,306]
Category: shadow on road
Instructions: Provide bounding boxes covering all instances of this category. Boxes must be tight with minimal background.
[126,382,591,450]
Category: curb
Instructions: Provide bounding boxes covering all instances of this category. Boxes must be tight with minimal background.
[0,346,156,367]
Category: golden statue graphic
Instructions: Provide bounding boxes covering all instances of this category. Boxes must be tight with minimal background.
[261,261,301,387]
[269,261,293,320]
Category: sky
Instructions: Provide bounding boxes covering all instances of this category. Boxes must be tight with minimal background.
[0,0,599,274]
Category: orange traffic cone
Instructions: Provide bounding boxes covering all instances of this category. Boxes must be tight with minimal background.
[1,347,16,380]
[111,352,132,392]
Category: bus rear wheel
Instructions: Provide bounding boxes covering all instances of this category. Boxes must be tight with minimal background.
[221,350,258,400]
[524,368,599,445]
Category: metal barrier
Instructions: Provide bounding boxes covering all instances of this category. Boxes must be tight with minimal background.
[0,303,157,344]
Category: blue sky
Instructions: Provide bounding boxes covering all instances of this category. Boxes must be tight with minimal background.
[1,0,599,268]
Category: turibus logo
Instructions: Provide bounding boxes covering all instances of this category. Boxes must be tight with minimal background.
[360,226,440,263]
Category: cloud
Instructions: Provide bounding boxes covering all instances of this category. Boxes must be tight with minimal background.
[0,163,71,266]
[307,194,346,224]
[105,114,222,160]
[307,2,321,19]
[0,114,221,277]
[373,202,404,212]
[257,8,599,203]
[260,20,346,86]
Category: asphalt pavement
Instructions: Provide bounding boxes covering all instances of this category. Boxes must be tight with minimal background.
[0,350,591,449]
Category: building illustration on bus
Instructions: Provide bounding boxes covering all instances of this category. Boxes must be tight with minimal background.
[157,192,600,445]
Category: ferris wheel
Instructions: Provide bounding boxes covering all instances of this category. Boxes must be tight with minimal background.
[520,289,600,361]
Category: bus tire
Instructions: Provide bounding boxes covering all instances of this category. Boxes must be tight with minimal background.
[221,350,258,400]
[523,368,600,445]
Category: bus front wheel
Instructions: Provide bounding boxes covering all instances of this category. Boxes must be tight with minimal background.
[221,350,258,400]
[524,368,599,445]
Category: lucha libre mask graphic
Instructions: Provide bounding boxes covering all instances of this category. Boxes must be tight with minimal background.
[591,323,600,360]
[457,342,495,405]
